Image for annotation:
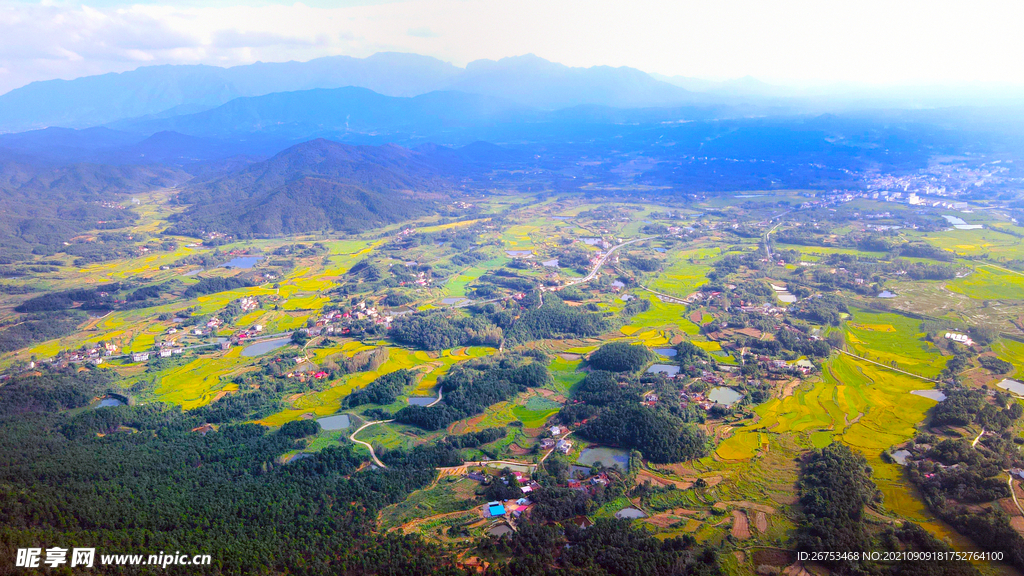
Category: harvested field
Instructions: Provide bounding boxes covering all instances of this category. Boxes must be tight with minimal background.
[753,511,768,533]
[636,469,692,489]
[731,510,750,540]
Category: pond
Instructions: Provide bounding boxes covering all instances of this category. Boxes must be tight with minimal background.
[877,290,897,298]
[891,449,912,465]
[646,364,680,377]
[708,386,742,407]
[653,348,677,357]
[506,250,533,257]
[221,256,261,269]
[408,396,437,406]
[654,247,666,253]
[96,397,125,408]
[611,280,625,289]
[242,337,291,357]
[441,297,469,305]
[911,389,946,402]
[615,507,647,519]
[577,447,630,471]
[316,414,351,430]
[581,237,602,246]
[488,524,514,536]
[551,216,570,221]
[997,379,1024,395]
[542,259,559,267]
[569,465,594,479]
[183,268,203,276]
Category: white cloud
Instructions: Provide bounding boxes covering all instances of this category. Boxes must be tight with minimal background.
[0,0,1021,95]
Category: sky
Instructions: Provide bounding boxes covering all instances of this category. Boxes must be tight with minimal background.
[0,0,1022,95]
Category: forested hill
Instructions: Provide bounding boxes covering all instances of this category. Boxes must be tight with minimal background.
[0,157,188,258]
[169,138,456,236]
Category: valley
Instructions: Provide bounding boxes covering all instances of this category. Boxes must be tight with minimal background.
[5,179,1024,575]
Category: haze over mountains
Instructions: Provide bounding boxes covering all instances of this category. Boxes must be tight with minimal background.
[0,49,1021,253]
[0,52,708,134]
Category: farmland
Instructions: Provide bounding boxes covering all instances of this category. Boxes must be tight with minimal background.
[5,188,1024,575]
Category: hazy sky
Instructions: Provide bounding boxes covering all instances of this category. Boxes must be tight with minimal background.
[0,0,1021,95]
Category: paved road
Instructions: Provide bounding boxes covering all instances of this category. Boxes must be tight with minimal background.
[349,420,394,468]
[566,236,652,286]
[837,349,940,383]
[426,386,444,407]
[538,432,572,464]
[763,212,790,262]
[1008,472,1024,517]
[453,459,537,470]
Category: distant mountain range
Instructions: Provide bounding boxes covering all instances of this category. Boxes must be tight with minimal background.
[0,52,711,133]
[110,87,533,143]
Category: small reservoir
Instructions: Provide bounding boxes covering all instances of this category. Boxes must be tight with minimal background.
[708,387,742,407]
[242,337,290,357]
[647,364,680,377]
[615,507,647,519]
[221,256,261,269]
[911,389,946,402]
[316,414,351,430]
[577,447,630,471]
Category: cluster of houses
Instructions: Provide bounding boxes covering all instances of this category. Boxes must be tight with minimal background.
[679,390,716,411]
[539,426,573,454]
[229,323,263,344]
[566,472,611,494]
[738,302,785,316]
[398,269,433,288]
[51,342,120,367]
[238,296,259,313]
[297,301,403,337]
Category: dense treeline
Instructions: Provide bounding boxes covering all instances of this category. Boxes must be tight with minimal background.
[395,357,550,430]
[183,276,255,298]
[0,310,85,352]
[979,355,1012,373]
[485,518,721,576]
[588,341,654,372]
[930,388,1022,429]
[906,388,1024,571]
[573,371,639,407]
[790,294,849,326]
[343,369,416,407]
[0,383,468,575]
[795,443,978,576]
[0,369,113,416]
[578,404,708,463]
[504,298,608,344]
[379,428,505,468]
[796,443,878,573]
[279,419,320,438]
[390,311,502,350]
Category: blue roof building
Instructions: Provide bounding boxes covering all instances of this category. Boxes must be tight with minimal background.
[486,501,506,517]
